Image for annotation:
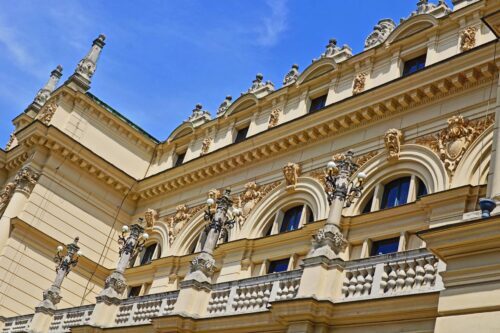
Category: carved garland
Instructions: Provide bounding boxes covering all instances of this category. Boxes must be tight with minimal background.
[36,100,58,125]
[352,72,367,95]
[268,108,281,129]
[201,137,212,155]
[234,180,282,226]
[460,26,478,52]
[415,114,494,175]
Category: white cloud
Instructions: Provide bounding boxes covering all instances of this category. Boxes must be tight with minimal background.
[255,0,288,46]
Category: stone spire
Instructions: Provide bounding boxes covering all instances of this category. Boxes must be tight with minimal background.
[24,65,63,117]
[66,34,106,91]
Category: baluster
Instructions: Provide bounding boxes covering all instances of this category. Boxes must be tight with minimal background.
[263,283,271,304]
[386,262,398,294]
[395,261,407,292]
[355,269,365,296]
[405,260,416,291]
[414,258,425,289]
[379,266,388,294]
[364,267,374,296]
[348,272,357,297]
[342,273,350,297]
[249,286,257,309]
[423,256,436,287]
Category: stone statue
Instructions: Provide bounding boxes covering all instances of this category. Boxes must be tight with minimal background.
[187,104,211,127]
[217,95,232,116]
[283,64,299,86]
[248,74,266,93]
[283,162,301,189]
[364,19,396,50]
[352,72,368,95]
[384,129,404,162]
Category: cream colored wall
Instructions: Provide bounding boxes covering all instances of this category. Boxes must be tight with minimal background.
[0,235,100,316]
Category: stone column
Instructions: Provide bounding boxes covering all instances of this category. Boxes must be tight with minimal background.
[90,223,148,327]
[0,166,39,255]
[29,238,81,333]
[487,70,500,201]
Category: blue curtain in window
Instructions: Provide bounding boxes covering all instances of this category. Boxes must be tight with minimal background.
[268,258,290,273]
[280,206,302,233]
[381,177,411,209]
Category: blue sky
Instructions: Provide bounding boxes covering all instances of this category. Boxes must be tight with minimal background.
[0,0,452,146]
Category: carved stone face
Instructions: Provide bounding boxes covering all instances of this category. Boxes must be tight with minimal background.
[384,128,403,161]
[283,163,300,187]
[144,209,158,229]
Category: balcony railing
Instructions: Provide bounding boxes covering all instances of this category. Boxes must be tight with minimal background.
[48,305,93,333]
[207,269,303,316]
[339,248,443,302]
[2,314,32,333]
[114,290,179,327]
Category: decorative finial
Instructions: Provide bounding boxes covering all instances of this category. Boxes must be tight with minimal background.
[283,64,300,86]
[31,65,63,109]
[217,95,233,116]
[187,103,211,126]
[66,34,107,91]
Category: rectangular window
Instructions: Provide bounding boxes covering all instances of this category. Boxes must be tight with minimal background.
[279,206,303,233]
[309,94,327,113]
[370,237,400,256]
[140,243,157,265]
[128,285,142,297]
[268,258,290,274]
[234,126,249,144]
[174,152,186,167]
[402,54,427,76]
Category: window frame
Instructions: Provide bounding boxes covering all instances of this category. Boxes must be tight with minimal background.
[267,258,291,274]
[174,151,186,167]
[233,125,250,144]
[402,53,427,77]
[264,204,313,236]
[308,94,328,113]
[370,237,400,256]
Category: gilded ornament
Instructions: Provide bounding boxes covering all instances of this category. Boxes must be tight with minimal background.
[384,128,404,162]
[352,72,367,95]
[234,180,281,225]
[460,26,478,52]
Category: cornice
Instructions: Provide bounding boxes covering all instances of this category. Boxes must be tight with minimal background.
[136,43,499,201]
[15,121,137,195]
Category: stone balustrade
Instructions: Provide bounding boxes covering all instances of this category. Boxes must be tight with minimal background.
[48,305,94,332]
[340,249,443,301]
[207,269,303,316]
[2,314,32,333]
[114,291,178,327]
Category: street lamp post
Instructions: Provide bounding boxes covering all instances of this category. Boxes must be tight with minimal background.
[36,237,82,313]
[309,151,366,259]
[97,221,149,303]
[186,189,240,283]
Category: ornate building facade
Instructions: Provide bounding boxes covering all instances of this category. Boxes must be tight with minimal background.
[0,1,500,332]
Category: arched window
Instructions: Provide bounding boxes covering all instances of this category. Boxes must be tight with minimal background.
[361,176,428,213]
[131,242,161,267]
[263,204,313,237]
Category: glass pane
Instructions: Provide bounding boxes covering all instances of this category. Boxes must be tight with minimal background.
[140,243,157,265]
[309,95,327,113]
[268,258,290,273]
[417,178,428,198]
[128,286,142,297]
[381,177,411,209]
[280,206,303,233]
[174,152,185,167]
[234,127,249,143]
[362,196,373,213]
[402,54,427,76]
[370,237,399,256]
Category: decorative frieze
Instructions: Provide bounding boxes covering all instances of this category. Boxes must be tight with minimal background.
[283,162,301,190]
[416,115,494,175]
[460,26,478,52]
[384,128,404,162]
[5,133,15,151]
[352,72,368,95]
[364,19,396,50]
